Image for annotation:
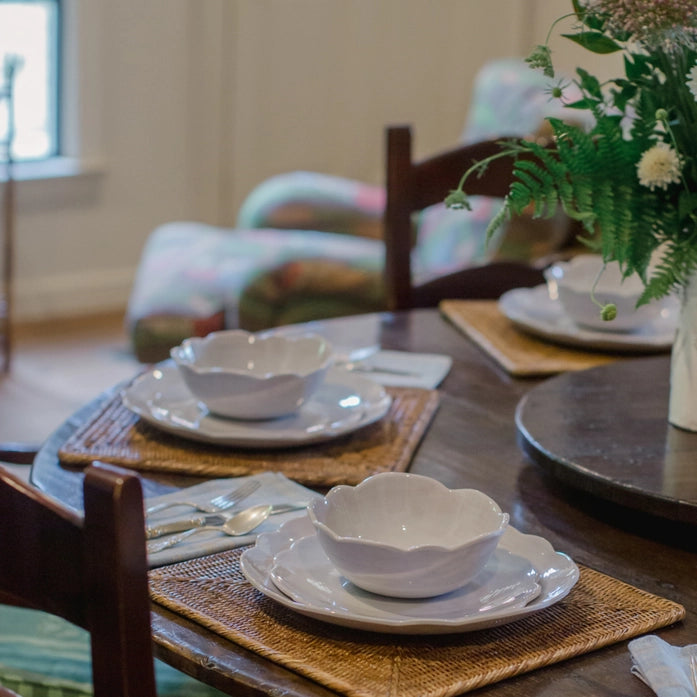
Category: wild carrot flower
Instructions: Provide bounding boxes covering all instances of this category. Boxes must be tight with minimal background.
[582,0,697,47]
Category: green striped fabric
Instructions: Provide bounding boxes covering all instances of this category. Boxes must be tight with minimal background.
[0,665,91,697]
[0,606,226,696]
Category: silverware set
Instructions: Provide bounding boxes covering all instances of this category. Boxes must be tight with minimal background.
[147,503,306,554]
[145,479,307,553]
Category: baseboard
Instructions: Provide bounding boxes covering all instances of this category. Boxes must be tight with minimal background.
[12,266,135,322]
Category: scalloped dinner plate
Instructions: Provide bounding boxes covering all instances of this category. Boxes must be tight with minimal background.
[121,362,392,449]
[239,515,579,634]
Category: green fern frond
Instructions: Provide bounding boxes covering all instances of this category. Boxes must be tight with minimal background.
[457,100,694,304]
[485,199,512,242]
[509,160,559,216]
[640,234,697,304]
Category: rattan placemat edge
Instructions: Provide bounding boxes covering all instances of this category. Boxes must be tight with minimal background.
[439,299,617,377]
[149,551,685,697]
[57,387,440,487]
[150,588,364,697]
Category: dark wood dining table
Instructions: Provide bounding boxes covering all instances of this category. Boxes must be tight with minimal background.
[30,308,697,697]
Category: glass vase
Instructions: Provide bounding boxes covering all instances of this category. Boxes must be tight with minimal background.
[668,272,697,431]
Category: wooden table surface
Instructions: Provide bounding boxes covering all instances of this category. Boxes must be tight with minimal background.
[31,309,697,697]
[517,355,697,524]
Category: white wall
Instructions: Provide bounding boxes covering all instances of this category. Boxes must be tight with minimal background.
[10,0,588,322]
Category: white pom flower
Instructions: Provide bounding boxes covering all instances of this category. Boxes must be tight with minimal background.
[636,142,683,191]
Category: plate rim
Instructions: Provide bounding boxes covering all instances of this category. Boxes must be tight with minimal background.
[499,284,676,352]
[121,361,392,448]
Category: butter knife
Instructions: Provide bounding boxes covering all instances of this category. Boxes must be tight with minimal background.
[340,362,421,377]
[145,503,307,539]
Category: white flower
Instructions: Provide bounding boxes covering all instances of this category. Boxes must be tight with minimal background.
[688,63,697,101]
[636,142,683,191]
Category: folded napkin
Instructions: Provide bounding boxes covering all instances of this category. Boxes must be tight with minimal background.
[145,471,320,567]
[264,321,451,388]
[629,635,697,697]
[347,350,452,389]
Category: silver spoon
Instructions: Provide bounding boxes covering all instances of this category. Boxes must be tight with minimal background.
[147,503,273,554]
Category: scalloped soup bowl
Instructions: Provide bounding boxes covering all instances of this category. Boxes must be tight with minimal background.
[307,472,509,598]
[170,330,333,420]
[544,254,662,332]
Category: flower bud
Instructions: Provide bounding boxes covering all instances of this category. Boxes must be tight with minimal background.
[601,303,617,321]
[445,190,472,210]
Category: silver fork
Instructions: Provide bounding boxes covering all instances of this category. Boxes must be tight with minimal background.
[144,479,261,516]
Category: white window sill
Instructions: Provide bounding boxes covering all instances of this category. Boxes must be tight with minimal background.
[4,156,104,182]
[3,156,105,209]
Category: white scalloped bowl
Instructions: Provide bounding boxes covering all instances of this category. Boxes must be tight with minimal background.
[307,473,509,598]
[170,330,333,420]
[544,254,659,332]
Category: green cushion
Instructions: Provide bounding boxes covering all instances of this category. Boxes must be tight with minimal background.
[0,606,226,697]
[238,257,385,331]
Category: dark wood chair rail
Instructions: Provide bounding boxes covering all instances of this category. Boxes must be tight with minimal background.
[29,309,697,697]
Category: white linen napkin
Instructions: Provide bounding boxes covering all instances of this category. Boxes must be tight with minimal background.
[263,321,452,388]
[145,471,320,567]
[344,350,452,389]
[629,635,697,697]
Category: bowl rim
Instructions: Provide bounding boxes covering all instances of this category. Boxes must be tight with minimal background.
[307,473,509,554]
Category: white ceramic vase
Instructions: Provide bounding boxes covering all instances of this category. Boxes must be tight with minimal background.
[668,273,697,431]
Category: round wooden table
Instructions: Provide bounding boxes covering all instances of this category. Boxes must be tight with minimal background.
[516,354,697,525]
[30,309,697,697]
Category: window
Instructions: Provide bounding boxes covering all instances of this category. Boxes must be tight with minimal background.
[0,0,60,161]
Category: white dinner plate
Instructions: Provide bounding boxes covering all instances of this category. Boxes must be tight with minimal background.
[239,516,579,634]
[498,285,677,352]
[270,534,541,620]
[121,362,392,449]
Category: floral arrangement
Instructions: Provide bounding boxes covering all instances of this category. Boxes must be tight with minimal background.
[446,0,697,315]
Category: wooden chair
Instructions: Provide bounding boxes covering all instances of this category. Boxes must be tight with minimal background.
[0,444,38,465]
[383,124,574,311]
[0,461,157,697]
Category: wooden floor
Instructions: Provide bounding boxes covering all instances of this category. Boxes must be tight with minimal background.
[0,312,142,449]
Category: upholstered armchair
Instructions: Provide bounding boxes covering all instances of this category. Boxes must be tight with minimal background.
[126,58,579,363]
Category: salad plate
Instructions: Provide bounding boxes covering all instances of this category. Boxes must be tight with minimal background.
[499,284,677,353]
[121,362,392,449]
[239,516,579,634]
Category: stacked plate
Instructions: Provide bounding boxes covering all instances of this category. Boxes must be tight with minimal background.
[239,515,579,635]
[121,362,392,449]
[499,284,678,352]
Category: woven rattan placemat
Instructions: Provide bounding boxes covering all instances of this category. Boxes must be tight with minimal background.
[440,299,619,377]
[58,388,439,487]
[149,548,684,697]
